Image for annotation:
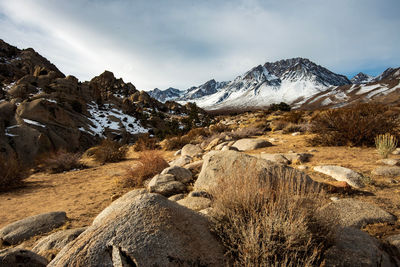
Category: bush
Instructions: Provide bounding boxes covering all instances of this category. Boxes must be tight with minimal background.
[309,103,400,146]
[38,150,84,173]
[0,155,28,191]
[121,150,169,187]
[92,139,128,164]
[282,123,308,134]
[230,126,263,139]
[282,110,305,124]
[133,134,159,152]
[270,120,288,131]
[268,102,291,112]
[210,166,332,266]
[375,133,398,158]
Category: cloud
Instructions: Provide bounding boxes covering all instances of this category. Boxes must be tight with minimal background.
[0,0,399,90]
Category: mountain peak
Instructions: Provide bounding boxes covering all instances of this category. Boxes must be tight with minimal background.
[351,72,374,84]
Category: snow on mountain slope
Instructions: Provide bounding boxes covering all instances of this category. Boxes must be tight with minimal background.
[148,87,182,102]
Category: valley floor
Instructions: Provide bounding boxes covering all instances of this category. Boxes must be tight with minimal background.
[1,132,400,247]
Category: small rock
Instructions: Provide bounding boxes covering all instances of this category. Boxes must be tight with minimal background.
[318,198,396,228]
[372,166,400,177]
[0,211,67,245]
[214,141,228,151]
[32,228,86,256]
[297,165,308,170]
[205,138,221,151]
[376,158,400,166]
[313,165,364,188]
[268,138,276,142]
[221,146,239,151]
[288,150,295,153]
[181,144,203,157]
[168,194,186,201]
[291,132,301,136]
[177,197,212,211]
[0,248,48,267]
[330,197,339,202]
[184,160,203,174]
[309,149,318,152]
[161,166,193,184]
[232,138,272,151]
[174,149,181,156]
[169,155,193,167]
[148,174,186,197]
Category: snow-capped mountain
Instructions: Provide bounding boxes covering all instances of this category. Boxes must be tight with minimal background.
[297,67,400,109]
[351,72,374,84]
[148,87,182,102]
[150,58,352,110]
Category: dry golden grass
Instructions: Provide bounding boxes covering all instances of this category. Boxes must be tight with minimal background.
[120,150,169,188]
[210,165,332,266]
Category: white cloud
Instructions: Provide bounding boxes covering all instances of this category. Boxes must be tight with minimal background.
[0,0,399,90]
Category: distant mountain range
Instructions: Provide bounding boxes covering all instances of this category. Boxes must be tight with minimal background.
[149,58,400,110]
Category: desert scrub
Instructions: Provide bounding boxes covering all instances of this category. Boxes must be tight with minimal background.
[92,139,128,164]
[210,167,333,266]
[0,155,28,191]
[133,134,159,152]
[375,133,398,158]
[38,150,84,173]
[309,103,399,146]
[120,150,169,188]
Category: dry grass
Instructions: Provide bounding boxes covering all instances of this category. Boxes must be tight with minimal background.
[375,133,398,159]
[210,166,333,266]
[92,139,128,164]
[282,123,309,134]
[309,103,400,147]
[230,126,264,139]
[120,150,169,188]
[38,150,84,173]
[0,155,28,191]
[133,134,159,152]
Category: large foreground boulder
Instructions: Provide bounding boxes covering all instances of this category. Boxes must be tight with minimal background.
[48,193,225,267]
[0,211,66,245]
[194,150,317,193]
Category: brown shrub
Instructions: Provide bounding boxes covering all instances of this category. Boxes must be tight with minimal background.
[0,155,28,191]
[309,103,400,146]
[209,123,231,133]
[133,134,159,152]
[282,110,305,124]
[92,139,128,164]
[120,150,169,188]
[161,135,192,150]
[38,150,84,173]
[186,127,210,139]
[270,120,288,131]
[282,123,309,134]
[210,166,332,266]
[230,126,264,139]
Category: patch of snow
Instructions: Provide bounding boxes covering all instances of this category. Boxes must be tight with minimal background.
[22,118,46,128]
[355,84,381,95]
[5,124,20,137]
[321,98,333,106]
[46,99,57,104]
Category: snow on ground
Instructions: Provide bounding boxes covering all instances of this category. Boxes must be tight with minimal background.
[5,125,19,137]
[84,102,148,137]
[355,84,381,95]
[22,118,46,128]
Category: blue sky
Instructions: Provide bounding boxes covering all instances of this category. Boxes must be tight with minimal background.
[0,0,399,90]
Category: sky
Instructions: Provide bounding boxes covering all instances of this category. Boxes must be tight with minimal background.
[0,0,399,91]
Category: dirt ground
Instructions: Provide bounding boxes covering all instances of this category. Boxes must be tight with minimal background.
[1,132,400,248]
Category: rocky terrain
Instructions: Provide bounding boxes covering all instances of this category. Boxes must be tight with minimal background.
[0,40,208,163]
[149,58,400,111]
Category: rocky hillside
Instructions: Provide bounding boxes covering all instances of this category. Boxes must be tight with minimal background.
[0,40,208,163]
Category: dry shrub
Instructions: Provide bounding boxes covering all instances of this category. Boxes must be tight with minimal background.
[211,166,332,266]
[39,150,84,173]
[375,133,398,158]
[209,123,230,133]
[309,103,400,147]
[133,134,159,152]
[92,139,128,164]
[121,150,169,188]
[230,126,263,139]
[161,135,191,150]
[270,120,288,131]
[282,123,309,134]
[282,110,305,124]
[186,127,210,139]
[0,155,28,191]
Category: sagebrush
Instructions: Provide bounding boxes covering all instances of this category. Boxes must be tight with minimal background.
[0,155,28,191]
[121,150,169,187]
[210,165,333,266]
[92,139,128,163]
[375,133,398,159]
[309,103,399,146]
[38,150,83,173]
